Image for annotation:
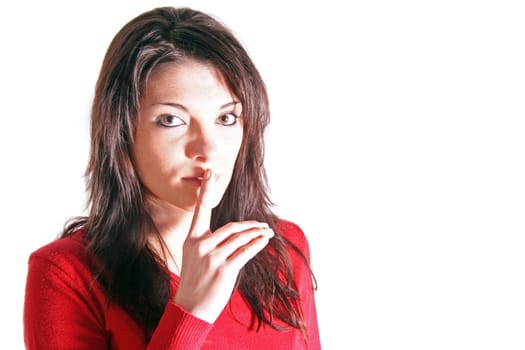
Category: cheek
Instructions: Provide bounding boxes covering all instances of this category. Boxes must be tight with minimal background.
[230,130,244,158]
[215,136,243,192]
[223,136,243,172]
[134,135,179,184]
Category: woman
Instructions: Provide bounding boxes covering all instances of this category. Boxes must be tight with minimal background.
[23,6,320,349]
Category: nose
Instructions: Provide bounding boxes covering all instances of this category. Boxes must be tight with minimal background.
[185,121,218,162]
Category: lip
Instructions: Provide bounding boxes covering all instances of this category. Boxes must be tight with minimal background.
[182,169,221,187]
[181,176,204,187]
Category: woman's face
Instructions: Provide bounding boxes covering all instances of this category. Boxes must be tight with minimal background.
[133,60,243,212]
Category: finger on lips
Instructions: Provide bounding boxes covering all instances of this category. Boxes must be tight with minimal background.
[188,168,275,260]
[189,168,214,238]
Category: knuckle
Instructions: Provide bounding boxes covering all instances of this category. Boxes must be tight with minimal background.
[196,243,208,257]
[202,254,214,268]
[205,253,222,270]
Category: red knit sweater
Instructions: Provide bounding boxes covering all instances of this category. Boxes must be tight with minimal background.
[24,220,321,349]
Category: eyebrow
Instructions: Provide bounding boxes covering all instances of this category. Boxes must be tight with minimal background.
[154,101,240,112]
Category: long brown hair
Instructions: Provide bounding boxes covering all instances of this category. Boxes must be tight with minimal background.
[64,6,312,337]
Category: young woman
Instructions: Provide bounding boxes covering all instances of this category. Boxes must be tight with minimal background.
[23,6,321,349]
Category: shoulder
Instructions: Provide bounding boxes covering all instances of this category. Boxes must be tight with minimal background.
[24,231,108,347]
[275,220,316,293]
[30,230,87,262]
[275,219,311,258]
[28,230,95,281]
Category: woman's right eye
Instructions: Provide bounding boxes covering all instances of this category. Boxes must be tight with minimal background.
[156,114,185,127]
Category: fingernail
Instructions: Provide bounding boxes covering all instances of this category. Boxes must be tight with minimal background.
[204,169,212,180]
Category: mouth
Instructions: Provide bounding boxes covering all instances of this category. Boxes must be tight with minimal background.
[181,176,204,187]
[182,168,208,187]
[182,169,221,187]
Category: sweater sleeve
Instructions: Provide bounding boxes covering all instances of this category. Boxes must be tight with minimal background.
[146,302,212,349]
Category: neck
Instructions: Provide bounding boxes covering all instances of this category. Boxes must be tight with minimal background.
[146,197,194,275]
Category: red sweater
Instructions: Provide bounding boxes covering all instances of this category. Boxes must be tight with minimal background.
[24,220,321,349]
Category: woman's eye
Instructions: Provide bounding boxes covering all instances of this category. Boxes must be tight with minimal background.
[156,114,185,127]
[217,113,239,126]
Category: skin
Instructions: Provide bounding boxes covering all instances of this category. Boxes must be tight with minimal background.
[133,59,274,323]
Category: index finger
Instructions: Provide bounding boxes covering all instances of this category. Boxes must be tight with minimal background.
[189,168,214,238]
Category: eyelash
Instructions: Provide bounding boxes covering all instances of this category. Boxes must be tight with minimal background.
[155,112,240,128]
[218,112,240,126]
[156,114,185,127]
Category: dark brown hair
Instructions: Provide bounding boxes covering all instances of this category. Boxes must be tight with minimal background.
[64,6,312,338]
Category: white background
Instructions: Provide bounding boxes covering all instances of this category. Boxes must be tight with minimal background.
[1,1,524,349]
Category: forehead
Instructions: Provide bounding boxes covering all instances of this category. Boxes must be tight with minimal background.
[142,59,234,101]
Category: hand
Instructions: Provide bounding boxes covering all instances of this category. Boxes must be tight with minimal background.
[173,169,274,323]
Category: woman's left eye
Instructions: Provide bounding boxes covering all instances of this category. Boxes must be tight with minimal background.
[217,113,239,126]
